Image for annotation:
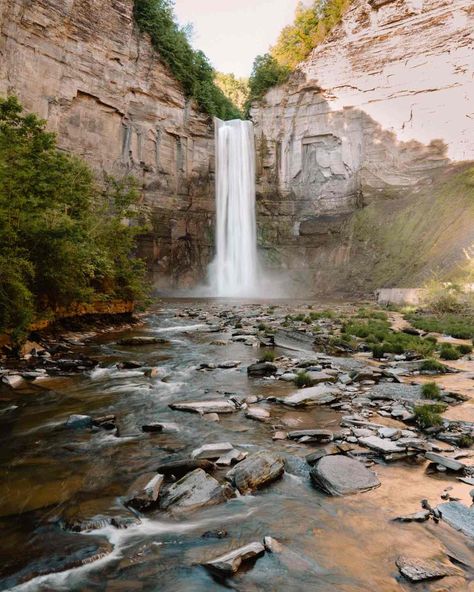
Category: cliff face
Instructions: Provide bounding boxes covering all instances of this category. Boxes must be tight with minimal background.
[251,0,474,294]
[0,0,215,288]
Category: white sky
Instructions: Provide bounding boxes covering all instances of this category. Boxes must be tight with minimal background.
[174,0,304,78]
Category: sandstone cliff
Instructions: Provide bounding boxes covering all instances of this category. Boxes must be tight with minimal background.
[251,0,474,294]
[0,0,215,288]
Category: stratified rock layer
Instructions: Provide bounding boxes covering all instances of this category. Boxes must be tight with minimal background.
[0,0,214,288]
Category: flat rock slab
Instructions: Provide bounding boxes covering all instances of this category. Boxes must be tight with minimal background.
[226,451,284,494]
[216,449,248,466]
[393,510,430,523]
[310,455,380,496]
[247,362,277,377]
[280,384,340,407]
[192,442,234,460]
[117,337,170,346]
[218,361,241,369]
[245,406,270,422]
[437,501,474,538]
[125,473,164,512]
[306,371,337,384]
[169,400,237,414]
[202,542,265,574]
[396,555,461,582]
[359,436,405,455]
[288,429,333,442]
[425,452,466,471]
[160,469,231,513]
[367,383,422,402]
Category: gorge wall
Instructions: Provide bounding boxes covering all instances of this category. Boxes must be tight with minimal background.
[251,0,474,295]
[0,0,215,289]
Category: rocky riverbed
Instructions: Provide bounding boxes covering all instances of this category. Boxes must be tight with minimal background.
[0,299,473,591]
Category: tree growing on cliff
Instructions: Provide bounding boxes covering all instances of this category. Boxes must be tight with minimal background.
[0,96,148,340]
[215,73,249,112]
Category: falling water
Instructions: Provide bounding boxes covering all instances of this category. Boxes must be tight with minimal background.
[211,118,258,297]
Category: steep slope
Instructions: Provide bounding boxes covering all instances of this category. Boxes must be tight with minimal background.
[251,0,474,294]
[0,0,215,288]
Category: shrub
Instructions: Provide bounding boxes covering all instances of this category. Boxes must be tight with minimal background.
[422,382,442,400]
[260,350,276,362]
[133,0,241,120]
[439,344,461,360]
[414,403,447,429]
[245,53,290,111]
[458,435,474,449]
[372,344,386,359]
[420,359,447,373]
[294,371,313,388]
[458,344,473,355]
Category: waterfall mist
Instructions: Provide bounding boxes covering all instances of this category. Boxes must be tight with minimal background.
[209,118,259,297]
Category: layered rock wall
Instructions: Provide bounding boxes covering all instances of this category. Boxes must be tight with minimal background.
[0,0,215,288]
[251,0,474,294]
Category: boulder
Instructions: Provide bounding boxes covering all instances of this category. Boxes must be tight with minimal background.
[396,555,461,582]
[169,400,237,414]
[125,473,164,512]
[263,536,283,553]
[155,459,215,478]
[245,406,270,422]
[247,362,277,377]
[310,455,380,496]
[280,384,340,407]
[191,442,234,460]
[202,542,265,574]
[226,451,284,494]
[216,449,248,466]
[159,468,232,513]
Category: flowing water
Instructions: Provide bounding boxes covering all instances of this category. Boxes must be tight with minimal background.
[0,300,473,591]
[210,119,258,297]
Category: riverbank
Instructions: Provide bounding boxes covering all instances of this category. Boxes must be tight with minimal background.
[0,298,472,591]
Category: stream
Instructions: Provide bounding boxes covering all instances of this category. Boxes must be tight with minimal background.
[0,299,473,591]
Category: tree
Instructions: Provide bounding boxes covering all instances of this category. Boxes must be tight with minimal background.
[215,73,249,112]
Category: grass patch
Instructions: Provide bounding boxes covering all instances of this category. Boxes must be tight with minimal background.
[414,403,447,429]
[420,359,447,373]
[459,435,474,449]
[294,371,313,388]
[439,344,461,360]
[422,382,442,400]
[260,350,276,362]
[458,344,473,355]
[406,313,474,340]
[356,307,388,321]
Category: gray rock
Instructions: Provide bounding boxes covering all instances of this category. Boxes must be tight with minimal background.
[425,452,465,471]
[247,362,277,377]
[226,451,284,494]
[125,473,164,512]
[65,414,93,429]
[117,336,170,346]
[160,468,232,513]
[279,373,297,382]
[2,375,26,389]
[202,413,220,422]
[367,383,423,402]
[396,555,461,582]
[202,542,265,574]
[359,435,405,454]
[436,501,474,538]
[218,361,241,369]
[216,449,248,466]
[169,400,237,414]
[155,459,215,479]
[280,384,340,407]
[305,371,337,385]
[287,429,333,443]
[378,427,401,440]
[393,510,430,522]
[142,423,164,433]
[263,536,283,553]
[191,442,234,460]
[245,406,270,422]
[310,455,380,496]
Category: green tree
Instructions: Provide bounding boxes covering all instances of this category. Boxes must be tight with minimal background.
[246,54,291,113]
[215,73,249,112]
[0,96,148,339]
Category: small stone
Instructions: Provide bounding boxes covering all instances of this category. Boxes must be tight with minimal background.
[142,423,164,433]
[263,536,283,553]
[378,427,401,440]
[245,406,270,422]
[160,469,232,513]
[191,442,234,460]
[396,555,460,582]
[226,451,284,494]
[169,400,237,414]
[125,473,164,512]
[393,510,430,522]
[202,413,220,422]
[272,431,288,440]
[218,361,241,369]
[202,542,265,574]
[65,414,93,429]
[425,452,465,471]
[216,449,248,466]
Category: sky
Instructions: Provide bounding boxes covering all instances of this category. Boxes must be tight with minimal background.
[173,0,303,78]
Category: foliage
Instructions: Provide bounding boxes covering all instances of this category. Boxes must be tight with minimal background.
[414,403,446,429]
[246,53,290,111]
[294,371,313,388]
[215,72,249,112]
[133,0,241,120]
[422,382,442,400]
[439,344,461,361]
[0,96,148,339]
[459,435,474,449]
[458,343,473,355]
[260,350,276,362]
[420,359,447,373]
[406,312,474,340]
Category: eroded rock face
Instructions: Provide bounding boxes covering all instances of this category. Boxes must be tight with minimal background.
[251,0,474,294]
[0,0,214,289]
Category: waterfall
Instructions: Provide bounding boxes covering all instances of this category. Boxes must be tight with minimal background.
[211,118,258,297]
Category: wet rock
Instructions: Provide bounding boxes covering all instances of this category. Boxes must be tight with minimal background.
[64,514,141,533]
[245,406,270,422]
[279,384,340,407]
[144,367,161,378]
[218,361,241,369]
[142,423,164,433]
[191,442,234,460]
[2,374,26,389]
[121,360,142,369]
[124,472,164,512]
[201,529,228,539]
[247,362,277,377]
[273,431,288,440]
[155,459,215,478]
[226,451,284,494]
[65,414,93,429]
[393,510,430,523]
[396,555,461,582]
[92,415,117,431]
[216,449,248,466]
[310,455,380,496]
[305,371,337,385]
[160,468,232,513]
[169,400,237,414]
[117,336,170,346]
[436,501,474,538]
[287,429,333,443]
[279,372,298,382]
[425,452,466,471]
[359,436,405,455]
[263,536,283,553]
[202,413,220,422]
[202,542,265,575]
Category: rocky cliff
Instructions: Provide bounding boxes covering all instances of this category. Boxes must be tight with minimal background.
[0,0,215,289]
[251,0,474,294]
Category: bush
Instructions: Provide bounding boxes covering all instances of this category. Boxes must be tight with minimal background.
[260,350,276,362]
[420,359,447,373]
[133,0,241,120]
[414,403,447,429]
[0,96,148,339]
[439,344,461,360]
[294,371,313,388]
[372,344,386,359]
[459,435,474,449]
[422,382,442,400]
[458,344,473,355]
[246,53,290,110]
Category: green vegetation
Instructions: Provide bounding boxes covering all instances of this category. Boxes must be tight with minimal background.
[356,307,388,321]
[439,344,462,360]
[0,97,148,340]
[459,435,474,449]
[294,371,313,388]
[246,0,353,109]
[133,0,241,120]
[406,312,474,340]
[458,344,473,355]
[260,350,276,362]
[215,72,249,112]
[414,403,447,429]
[309,309,336,320]
[422,382,442,400]
[420,359,447,373]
